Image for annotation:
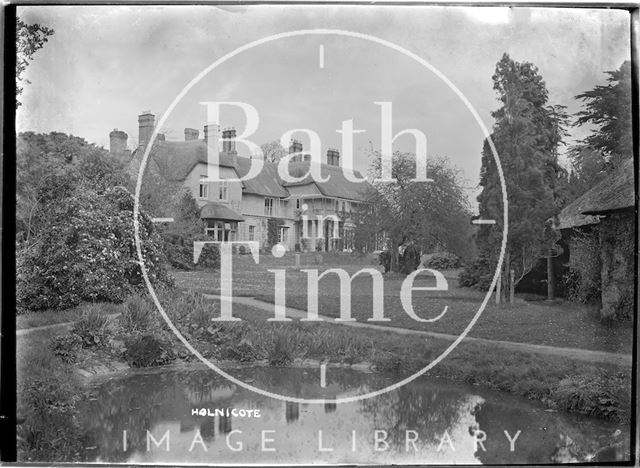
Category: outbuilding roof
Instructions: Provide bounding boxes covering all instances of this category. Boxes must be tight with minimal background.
[556,158,635,230]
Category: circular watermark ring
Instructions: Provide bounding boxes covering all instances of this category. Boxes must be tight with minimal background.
[133,29,508,405]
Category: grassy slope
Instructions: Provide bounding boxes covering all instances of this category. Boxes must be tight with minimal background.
[172,254,633,354]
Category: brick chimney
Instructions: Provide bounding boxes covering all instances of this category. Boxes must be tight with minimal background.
[204,124,219,145]
[288,139,304,162]
[222,128,237,154]
[138,111,155,149]
[327,148,340,166]
[109,128,128,155]
[184,128,199,141]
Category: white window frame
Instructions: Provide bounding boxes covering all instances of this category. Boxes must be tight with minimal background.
[219,180,229,201]
[248,225,255,241]
[265,197,274,217]
[279,226,289,244]
[199,175,208,199]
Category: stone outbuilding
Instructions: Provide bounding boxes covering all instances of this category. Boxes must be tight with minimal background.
[556,158,636,320]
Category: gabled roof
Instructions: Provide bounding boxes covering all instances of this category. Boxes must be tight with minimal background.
[132,140,236,181]
[134,140,373,202]
[557,158,635,229]
[281,161,372,201]
[235,157,289,198]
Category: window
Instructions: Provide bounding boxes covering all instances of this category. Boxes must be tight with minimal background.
[265,198,274,216]
[248,225,255,241]
[296,198,301,210]
[199,176,208,199]
[219,180,228,201]
[279,226,289,244]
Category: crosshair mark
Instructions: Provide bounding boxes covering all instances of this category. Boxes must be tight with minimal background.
[320,363,327,388]
[472,219,496,225]
[151,217,175,223]
[319,44,325,69]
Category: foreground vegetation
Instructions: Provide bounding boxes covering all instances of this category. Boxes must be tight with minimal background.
[17,279,631,462]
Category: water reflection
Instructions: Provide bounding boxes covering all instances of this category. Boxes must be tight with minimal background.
[78,367,630,464]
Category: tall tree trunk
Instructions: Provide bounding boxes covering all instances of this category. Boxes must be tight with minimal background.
[502,249,511,303]
[547,255,555,300]
[509,268,515,304]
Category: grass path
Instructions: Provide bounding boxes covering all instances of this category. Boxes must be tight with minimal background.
[205,294,633,366]
[16,313,121,337]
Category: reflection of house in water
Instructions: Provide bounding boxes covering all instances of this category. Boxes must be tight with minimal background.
[285,402,299,423]
[324,401,337,413]
[200,419,216,441]
[218,413,232,434]
[186,384,236,404]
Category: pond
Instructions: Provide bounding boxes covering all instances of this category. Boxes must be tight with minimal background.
[78,366,630,464]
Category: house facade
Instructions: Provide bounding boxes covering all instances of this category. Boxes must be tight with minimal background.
[116,112,371,252]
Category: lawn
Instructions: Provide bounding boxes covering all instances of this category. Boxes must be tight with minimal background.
[172,252,633,354]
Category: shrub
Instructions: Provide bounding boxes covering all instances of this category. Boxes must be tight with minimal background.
[301,238,313,252]
[197,241,220,269]
[266,218,280,248]
[458,255,493,290]
[123,334,174,367]
[267,332,295,366]
[424,252,462,270]
[120,294,155,333]
[18,375,89,461]
[17,185,172,311]
[554,374,629,422]
[51,334,82,363]
[72,305,111,347]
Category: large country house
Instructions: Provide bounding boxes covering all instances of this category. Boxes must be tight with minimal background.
[110,112,371,252]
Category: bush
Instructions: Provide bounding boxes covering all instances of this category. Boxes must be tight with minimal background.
[423,252,462,270]
[120,294,156,333]
[17,185,172,311]
[267,332,295,366]
[554,374,630,422]
[72,305,111,347]
[458,255,493,290]
[51,334,82,363]
[18,375,89,461]
[197,241,220,269]
[301,238,313,252]
[123,334,174,367]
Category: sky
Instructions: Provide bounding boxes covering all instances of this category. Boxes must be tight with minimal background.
[17,5,631,202]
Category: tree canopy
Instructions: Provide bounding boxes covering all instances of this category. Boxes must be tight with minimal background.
[16,17,54,107]
[355,151,473,272]
[474,53,566,298]
[574,60,632,168]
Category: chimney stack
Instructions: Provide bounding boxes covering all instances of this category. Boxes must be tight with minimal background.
[138,111,155,150]
[204,123,219,145]
[184,128,199,141]
[109,128,128,155]
[222,128,237,154]
[327,148,340,166]
[289,139,304,162]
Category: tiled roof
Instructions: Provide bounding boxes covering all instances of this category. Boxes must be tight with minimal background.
[235,157,289,198]
[281,161,372,201]
[136,139,373,202]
